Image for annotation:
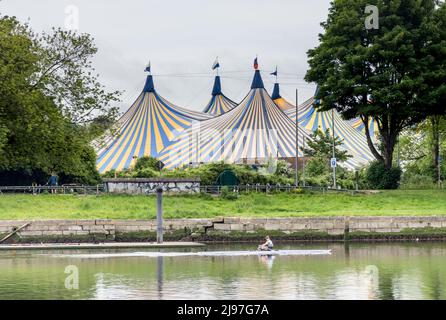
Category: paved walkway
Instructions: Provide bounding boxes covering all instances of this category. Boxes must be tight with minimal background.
[0,242,205,251]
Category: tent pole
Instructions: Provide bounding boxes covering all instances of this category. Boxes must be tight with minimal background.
[295,89,299,187]
[332,108,337,189]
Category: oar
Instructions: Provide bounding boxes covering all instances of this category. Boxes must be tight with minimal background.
[0,222,31,244]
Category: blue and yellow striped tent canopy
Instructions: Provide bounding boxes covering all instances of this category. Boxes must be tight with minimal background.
[202,76,237,116]
[349,117,379,142]
[271,83,295,111]
[283,95,375,168]
[158,70,313,169]
[95,74,211,173]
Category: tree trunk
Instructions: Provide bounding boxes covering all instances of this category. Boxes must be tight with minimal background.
[380,116,398,169]
[383,136,394,169]
[362,116,384,163]
[431,116,441,184]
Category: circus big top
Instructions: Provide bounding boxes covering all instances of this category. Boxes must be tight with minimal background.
[95,72,211,173]
[95,63,379,173]
[268,82,375,168]
[157,69,313,169]
[202,76,237,116]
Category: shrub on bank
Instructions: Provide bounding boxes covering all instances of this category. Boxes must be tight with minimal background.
[102,156,403,191]
[366,161,402,189]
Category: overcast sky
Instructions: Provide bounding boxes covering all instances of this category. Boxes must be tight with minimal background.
[0,0,331,113]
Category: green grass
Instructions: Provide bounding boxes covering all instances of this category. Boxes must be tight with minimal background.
[0,190,445,220]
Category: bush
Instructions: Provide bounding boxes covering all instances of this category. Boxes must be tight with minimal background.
[400,173,438,190]
[134,156,162,171]
[220,186,238,200]
[133,167,158,178]
[161,161,294,186]
[366,161,401,189]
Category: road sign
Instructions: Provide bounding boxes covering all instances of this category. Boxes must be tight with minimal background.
[330,158,337,168]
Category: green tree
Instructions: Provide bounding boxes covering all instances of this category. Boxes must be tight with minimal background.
[429,116,446,184]
[305,0,446,169]
[301,128,352,163]
[397,118,445,187]
[32,28,120,125]
[0,15,120,184]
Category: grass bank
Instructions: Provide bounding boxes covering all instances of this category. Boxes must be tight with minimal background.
[0,190,445,220]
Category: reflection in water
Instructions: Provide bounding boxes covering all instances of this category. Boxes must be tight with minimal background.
[344,242,350,264]
[157,256,163,300]
[258,255,275,271]
[1,243,446,299]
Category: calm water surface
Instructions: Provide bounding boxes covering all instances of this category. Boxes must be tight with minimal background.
[1,242,446,300]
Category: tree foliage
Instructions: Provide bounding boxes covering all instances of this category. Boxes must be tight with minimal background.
[0,15,120,185]
[366,161,401,189]
[398,116,446,187]
[301,128,352,163]
[305,0,446,169]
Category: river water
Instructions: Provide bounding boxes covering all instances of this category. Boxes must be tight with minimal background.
[0,242,445,300]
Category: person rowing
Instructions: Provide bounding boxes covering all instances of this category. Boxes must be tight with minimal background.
[258,235,274,251]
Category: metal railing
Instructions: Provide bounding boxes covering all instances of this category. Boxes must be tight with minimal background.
[0,183,358,195]
[200,184,361,195]
[0,185,106,195]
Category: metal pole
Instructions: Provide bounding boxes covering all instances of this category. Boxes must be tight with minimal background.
[302,136,306,187]
[157,256,164,299]
[295,89,299,187]
[156,187,163,243]
[438,131,441,188]
[332,109,337,189]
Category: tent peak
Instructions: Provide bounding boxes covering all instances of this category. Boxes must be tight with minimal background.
[250,70,264,89]
[212,76,222,96]
[271,83,281,100]
[143,75,155,93]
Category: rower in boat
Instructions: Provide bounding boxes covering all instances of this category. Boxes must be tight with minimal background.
[258,235,274,251]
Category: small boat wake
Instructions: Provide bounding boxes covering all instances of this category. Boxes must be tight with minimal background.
[49,249,332,259]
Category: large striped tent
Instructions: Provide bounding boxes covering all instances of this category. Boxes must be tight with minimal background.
[349,117,379,142]
[202,76,237,116]
[158,70,313,169]
[95,73,211,173]
[271,83,295,111]
[284,93,375,167]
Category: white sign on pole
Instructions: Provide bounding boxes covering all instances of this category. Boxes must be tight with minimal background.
[330,158,337,168]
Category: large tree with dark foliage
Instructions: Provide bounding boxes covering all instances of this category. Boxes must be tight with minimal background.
[0,15,120,185]
[305,0,446,169]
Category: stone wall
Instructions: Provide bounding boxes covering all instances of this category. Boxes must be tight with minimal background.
[103,178,200,194]
[1,216,446,243]
[0,219,213,241]
[211,216,446,235]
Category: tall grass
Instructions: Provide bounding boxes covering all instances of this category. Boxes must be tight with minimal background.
[0,190,445,220]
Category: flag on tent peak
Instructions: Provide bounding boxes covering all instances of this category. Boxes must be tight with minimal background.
[253,57,259,70]
[270,66,277,76]
[144,61,151,73]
